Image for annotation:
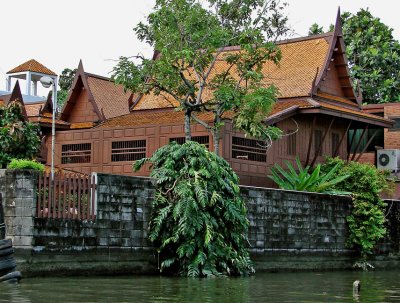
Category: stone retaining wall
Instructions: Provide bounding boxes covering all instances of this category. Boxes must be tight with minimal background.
[0,170,399,276]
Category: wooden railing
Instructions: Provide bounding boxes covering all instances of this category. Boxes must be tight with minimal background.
[37,173,97,220]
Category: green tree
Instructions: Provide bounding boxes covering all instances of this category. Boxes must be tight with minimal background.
[342,9,400,103]
[0,102,41,168]
[112,0,289,153]
[308,23,324,35]
[57,68,77,108]
[134,141,254,277]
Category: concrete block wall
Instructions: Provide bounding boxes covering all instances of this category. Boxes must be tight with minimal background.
[33,174,154,251]
[0,170,38,248]
[242,186,352,253]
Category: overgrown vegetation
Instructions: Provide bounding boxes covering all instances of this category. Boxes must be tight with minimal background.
[112,0,290,153]
[134,141,254,277]
[321,157,393,262]
[7,159,45,172]
[0,102,41,168]
[269,157,350,194]
[270,156,393,267]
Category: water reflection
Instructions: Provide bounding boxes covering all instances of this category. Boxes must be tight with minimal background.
[0,270,399,303]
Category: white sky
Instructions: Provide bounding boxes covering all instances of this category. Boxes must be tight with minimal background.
[0,0,399,96]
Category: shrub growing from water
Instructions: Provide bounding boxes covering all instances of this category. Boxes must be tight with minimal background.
[133,141,254,277]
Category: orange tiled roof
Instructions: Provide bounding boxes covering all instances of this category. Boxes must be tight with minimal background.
[316,92,358,107]
[86,75,131,119]
[7,59,57,76]
[96,109,216,129]
[25,102,45,117]
[28,116,70,126]
[70,122,95,129]
[133,35,331,111]
[317,101,391,124]
[269,99,316,116]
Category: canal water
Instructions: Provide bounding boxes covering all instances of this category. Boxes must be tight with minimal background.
[0,270,399,302]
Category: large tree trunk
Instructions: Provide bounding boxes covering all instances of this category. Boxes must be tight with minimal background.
[184,108,192,142]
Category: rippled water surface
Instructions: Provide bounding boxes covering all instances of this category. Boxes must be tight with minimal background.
[1,270,400,302]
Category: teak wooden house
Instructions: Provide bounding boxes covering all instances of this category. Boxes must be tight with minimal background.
[39,12,393,187]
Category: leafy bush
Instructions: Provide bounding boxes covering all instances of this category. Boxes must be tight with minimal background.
[134,141,254,277]
[0,102,41,167]
[321,157,393,260]
[269,157,350,194]
[7,159,45,172]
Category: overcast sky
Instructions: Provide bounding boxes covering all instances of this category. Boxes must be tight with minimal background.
[1,0,399,96]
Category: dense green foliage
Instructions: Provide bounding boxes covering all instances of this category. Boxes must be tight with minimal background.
[112,0,289,152]
[57,68,77,108]
[321,157,393,260]
[269,158,350,194]
[0,103,41,168]
[134,141,254,277]
[309,9,400,103]
[7,159,45,172]
[342,9,400,103]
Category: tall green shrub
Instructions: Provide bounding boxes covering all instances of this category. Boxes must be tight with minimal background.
[134,141,254,277]
[321,157,393,260]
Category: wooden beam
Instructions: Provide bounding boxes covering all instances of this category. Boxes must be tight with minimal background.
[355,130,378,162]
[347,126,358,162]
[310,117,335,168]
[350,126,368,161]
[333,121,352,158]
[305,116,317,166]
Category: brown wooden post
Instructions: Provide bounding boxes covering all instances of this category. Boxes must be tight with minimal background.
[310,117,335,167]
[305,116,317,166]
[77,176,82,220]
[37,173,43,218]
[43,173,48,218]
[347,126,358,162]
[355,129,378,162]
[351,125,368,161]
[333,121,352,158]
[62,175,67,219]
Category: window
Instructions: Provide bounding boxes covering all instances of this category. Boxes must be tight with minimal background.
[348,129,384,153]
[392,118,400,130]
[331,133,340,155]
[111,140,146,162]
[61,143,91,164]
[314,130,323,156]
[232,136,267,162]
[287,130,296,155]
[169,136,210,148]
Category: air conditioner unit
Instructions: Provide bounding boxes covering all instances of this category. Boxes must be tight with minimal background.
[377,149,400,171]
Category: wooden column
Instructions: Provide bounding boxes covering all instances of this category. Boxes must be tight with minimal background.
[351,126,368,161]
[305,116,317,166]
[333,121,352,158]
[310,117,335,168]
[347,126,358,162]
[355,129,378,162]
